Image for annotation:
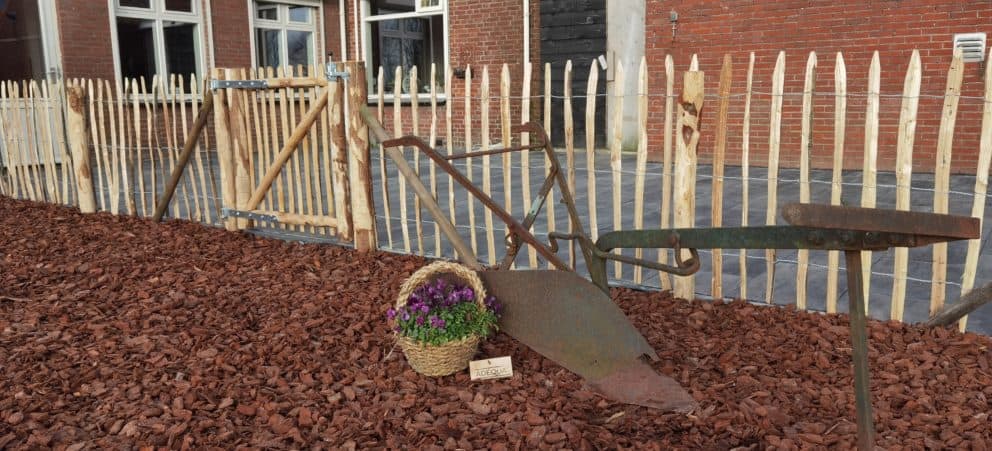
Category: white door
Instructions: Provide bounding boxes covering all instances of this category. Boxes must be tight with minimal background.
[0,0,64,169]
[605,0,645,151]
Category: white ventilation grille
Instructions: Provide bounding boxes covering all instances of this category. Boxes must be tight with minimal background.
[953,33,986,63]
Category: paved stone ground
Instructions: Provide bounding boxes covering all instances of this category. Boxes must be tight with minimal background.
[80,148,991,332]
[368,149,992,331]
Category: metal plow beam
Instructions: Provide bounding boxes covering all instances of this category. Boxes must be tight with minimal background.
[360,109,695,411]
[480,270,696,412]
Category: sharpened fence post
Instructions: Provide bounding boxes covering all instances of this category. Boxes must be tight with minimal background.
[673,69,704,300]
[66,83,96,213]
[211,69,238,231]
[342,61,376,252]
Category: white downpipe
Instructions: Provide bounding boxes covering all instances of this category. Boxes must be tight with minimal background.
[522,0,530,64]
[339,0,347,60]
[205,0,215,68]
[353,0,361,61]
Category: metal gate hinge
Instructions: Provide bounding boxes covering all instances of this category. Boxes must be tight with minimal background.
[325,65,349,81]
[221,208,279,223]
[210,79,269,90]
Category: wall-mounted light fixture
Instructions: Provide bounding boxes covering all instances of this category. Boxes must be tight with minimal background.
[670,10,679,40]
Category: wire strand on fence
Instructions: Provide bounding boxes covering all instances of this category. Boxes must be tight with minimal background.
[377,155,992,201]
[371,214,967,288]
[108,91,991,102]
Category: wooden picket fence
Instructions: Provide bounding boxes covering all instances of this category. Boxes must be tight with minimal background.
[1,50,990,330]
[371,49,991,331]
[206,64,374,250]
[1,75,224,222]
[0,79,75,206]
[0,63,373,248]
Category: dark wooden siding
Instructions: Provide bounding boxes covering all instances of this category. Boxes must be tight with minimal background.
[540,0,606,147]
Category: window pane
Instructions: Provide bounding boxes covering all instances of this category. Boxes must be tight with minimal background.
[116,17,157,89]
[164,22,198,78]
[287,30,312,68]
[405,18,424,33]
[288,6,310,23]
[256,28,281,68]
[256,2,278,20]
[165,0,193,12]
[381,19,400,32]
[431,14,444,90]
[403,38,425,88]
[381,37,402,91]
[118,0,151,8]
[371,12,444,95]
[371,0,414,14]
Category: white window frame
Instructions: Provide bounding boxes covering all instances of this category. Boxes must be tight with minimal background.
[416,0,442,13]
[108,0,206,89]
[361,0,449,102]
[38,0,64,80]
[248,0,325,72]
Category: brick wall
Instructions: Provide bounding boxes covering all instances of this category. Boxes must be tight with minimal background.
[645,0,992,173]
[211,0,252,69]
[324,0,358,63]
[57,0,116,81]
[56,0,236,81]
[49,0,538,150]
[377,0,541,149]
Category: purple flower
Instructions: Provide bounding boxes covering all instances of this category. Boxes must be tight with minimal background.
[386,308,397,320]
[429,316,446,329]
[484,295,502,314]
[445,291,460,305]
[401,311,411,321]
[416,315,426,326]
[419,304,429,313]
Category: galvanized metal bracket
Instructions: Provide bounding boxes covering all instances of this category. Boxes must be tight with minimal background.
[325,64,349,81]
[220,207,278,223]
[210,79,268,91]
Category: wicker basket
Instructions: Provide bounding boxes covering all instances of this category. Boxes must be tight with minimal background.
[394,261,487,377]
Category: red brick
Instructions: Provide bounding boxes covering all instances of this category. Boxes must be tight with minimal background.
[645,0,992,173]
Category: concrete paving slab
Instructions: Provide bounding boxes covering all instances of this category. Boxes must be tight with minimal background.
[258,146,992,334]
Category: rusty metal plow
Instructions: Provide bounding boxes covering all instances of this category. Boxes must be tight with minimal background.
[362,110,981,448]
[382,124,574,271]
[362,109,697,412]
[557,203,979,450]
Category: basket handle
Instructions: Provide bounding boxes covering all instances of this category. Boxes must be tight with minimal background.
[395,261,487,310]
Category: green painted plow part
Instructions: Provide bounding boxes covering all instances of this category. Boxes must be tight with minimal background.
[360,107,980,450]
[565,203,980,450]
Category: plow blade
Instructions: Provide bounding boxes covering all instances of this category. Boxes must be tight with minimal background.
[480,270,696,412]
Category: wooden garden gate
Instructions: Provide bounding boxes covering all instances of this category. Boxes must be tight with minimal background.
[209,62,375,251]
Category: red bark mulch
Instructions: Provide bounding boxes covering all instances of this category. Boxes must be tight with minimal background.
[1,196,991,449]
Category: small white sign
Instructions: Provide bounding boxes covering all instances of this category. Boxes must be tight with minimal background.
[469,356,513,381]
